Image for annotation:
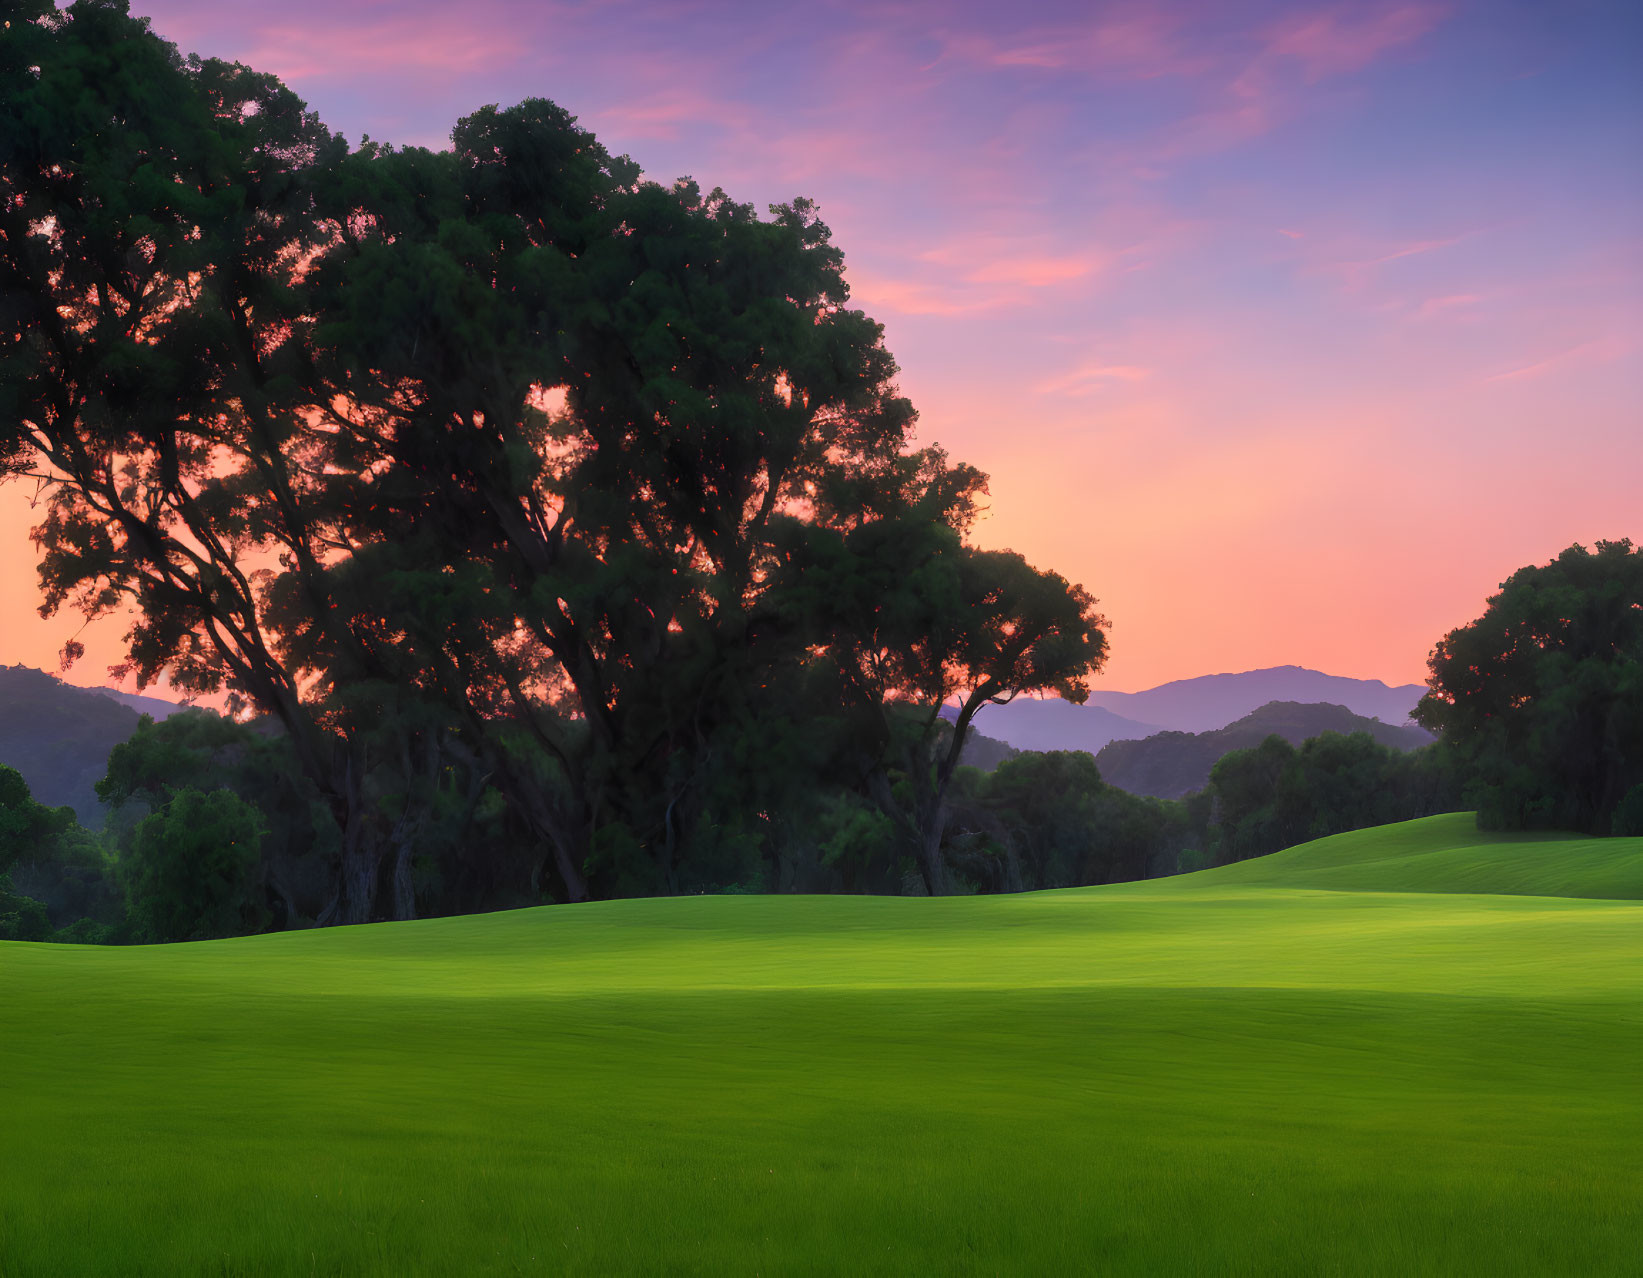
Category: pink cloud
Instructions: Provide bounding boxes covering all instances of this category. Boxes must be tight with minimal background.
[241,17,525,81]
[940,12,1206,80]
[594,92,754,143]
[1416,292,1481,318]
[1034,363,1152,397]
[1485,337,1631,383]
[1148,2,1449,159]
[844,271,1011,318]
[1366,236,1462,266]
[896,233,1114,303]
[1265,3,1448,79]
[963,255,1100,288]
[1155,64,1282,157]
[1301,231,1469,294]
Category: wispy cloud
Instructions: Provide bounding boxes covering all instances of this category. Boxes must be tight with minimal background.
[1305,231,1469,293]
[942,11,1206,80]
[1415,292,1481,318]
[844,271,1012,318]
[1035,362,1152,396]
[1485,337,1630,383]
[242,13,531,81]
[962,255,1100,287]
[1152,1,1451,158]
[1265,3,1448,79]
[1365,236,1462,267]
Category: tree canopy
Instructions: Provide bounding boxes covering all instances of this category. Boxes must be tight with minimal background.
[1,1,1109,912]
[1414,539,1643,835]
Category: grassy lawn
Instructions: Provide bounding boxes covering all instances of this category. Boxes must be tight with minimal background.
[3,813,1639,1275]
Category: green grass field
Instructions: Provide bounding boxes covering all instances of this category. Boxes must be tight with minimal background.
[3,812,1639,1276]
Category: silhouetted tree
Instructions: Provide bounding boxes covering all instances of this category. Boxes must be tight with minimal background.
[3,3,1113,916]
[0,1,427,923]
[786,481,1108,893]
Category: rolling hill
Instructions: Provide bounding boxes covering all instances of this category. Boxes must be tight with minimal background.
[1195,811,1643,898]
[1094,699,1435,798]
[3,815,1637,1275]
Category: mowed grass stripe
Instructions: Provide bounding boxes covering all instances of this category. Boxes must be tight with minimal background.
[2,815,1639,1276]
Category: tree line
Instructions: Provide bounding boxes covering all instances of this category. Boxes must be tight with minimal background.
[1,712,1469,942]
[5,525,1637,944]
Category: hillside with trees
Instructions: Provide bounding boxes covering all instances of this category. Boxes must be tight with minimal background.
[1094,700,1433,799]
[0,665,141,826]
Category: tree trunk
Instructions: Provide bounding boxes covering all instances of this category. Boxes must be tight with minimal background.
[383,733,441,922]
[339,831,383,925]
[389,842,415,922]
[514,781,590,903]
[337,752,381,925]
[916,812,951,896]
[548,827,591,904]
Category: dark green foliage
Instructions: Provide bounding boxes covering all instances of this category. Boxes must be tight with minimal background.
[1205,735,1298,863]
[0,762,74,878]
[122,787,268,942]
[0,761,119,938]
[7,819,121,936]
[1203,732,1461,865]
[1613,785,1643,837]
[0,880,51,941]
[3,4,1110,919]
[795,509,1108,892]
[1416,540,1643,835]
[99,710,343,926]
[937,750,1189,891]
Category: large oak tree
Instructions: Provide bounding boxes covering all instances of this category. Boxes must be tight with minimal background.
[3,1,1111,912]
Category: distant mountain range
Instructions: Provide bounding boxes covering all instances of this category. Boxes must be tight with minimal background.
[1094,701,1436,800]
[0,662,1429,822]
[948,698,1164,756]
[957,665,1428,754]
[1077,663,1426,732]
[1082,665,1426,733]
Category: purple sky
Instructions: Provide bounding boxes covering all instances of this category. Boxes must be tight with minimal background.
[5,0,1639,692]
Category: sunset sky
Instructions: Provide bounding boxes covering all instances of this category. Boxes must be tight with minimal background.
[3,0,1639,695]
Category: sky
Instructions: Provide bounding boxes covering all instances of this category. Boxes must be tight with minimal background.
[3,0,1639,695]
